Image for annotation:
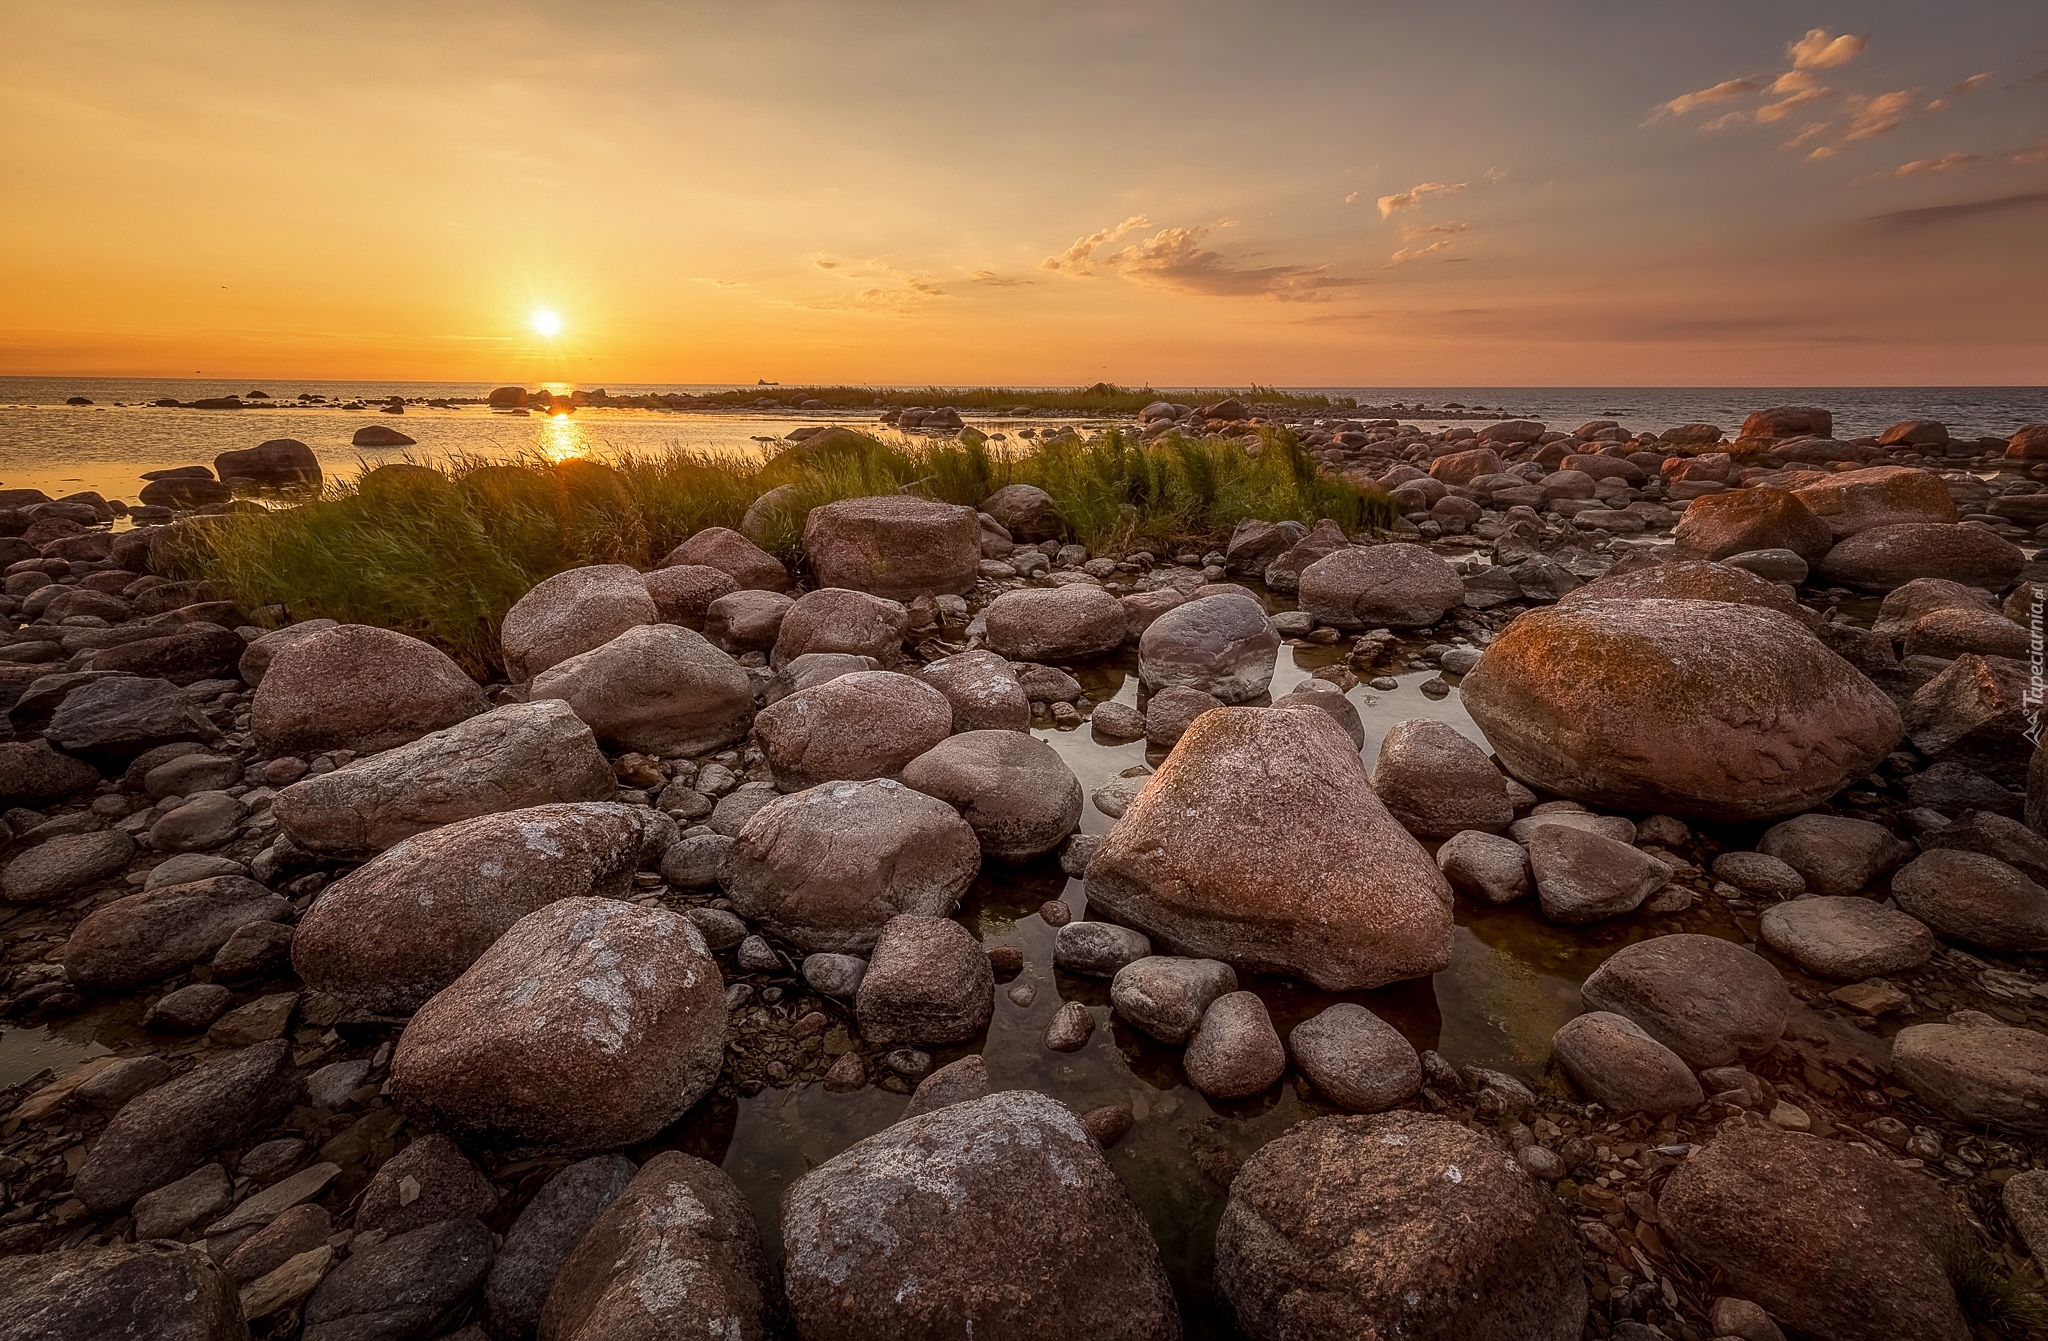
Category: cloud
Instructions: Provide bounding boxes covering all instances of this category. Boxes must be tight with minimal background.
[1790,29,1867,70]
[1855,153,1979,184]
[1843,90,1917,140]
[1955,72,1995,95]
[1484,166,1507,182]
[2016,139,2048,165]
[1780,121,1834,150]
[967,270,1032,287]
[1400,221,1471,241]
[1343,190,1359,204]
[1700,111,1747,131]
[1771,69,1821,94]
[1040,215,1150,274]
[1042,219,1368,300]
[1657,78,1762,118]
[1386,240,1458,267]
[1376,181,1466,217]
[1755,86,1834,122]
[806,256,945,313]
[1383,221,1472,268]
[1866,191,2048,228]
[1807,146,1838,160]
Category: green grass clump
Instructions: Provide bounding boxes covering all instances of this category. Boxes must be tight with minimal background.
[179,429,1392,678]
[688,382,1355,414]
[1944,1234,2048,1337]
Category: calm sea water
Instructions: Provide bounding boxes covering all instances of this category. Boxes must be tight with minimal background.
[2,376,2043,503]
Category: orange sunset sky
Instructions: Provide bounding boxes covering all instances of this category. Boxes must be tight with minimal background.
[4,1,2046,387]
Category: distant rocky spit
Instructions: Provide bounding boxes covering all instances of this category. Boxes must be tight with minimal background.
[0,400,2045,1340]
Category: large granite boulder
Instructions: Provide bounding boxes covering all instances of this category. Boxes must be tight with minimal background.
[45,676,215,757]
[983,585,1128,662]
[658,525,789,591]
[1893,850,2048,952]
[75,1040,298,1212]
[1905,653,2032,784]
[1087,706,1454,991]
[1579,933,1789,1068]
[216,437,321,491]
[302,1217,493,1341]
[722,779,980,954]
[0,1241,246,1340]
[294,803,674,1016]
[1298,543,1464,630]
[1371,718,1512,838]
[1893,1014,2048,1134]
[639,563,736,628]
[1792,465,1959,538]
[273,699,615,854]
[1673,487,1833,562]
[769,587,907,669]
[1136,591,1281,703]
[1215,1111,1584,1341]
[529,623,753,756]
[981,483,1062,541]
[900,729,1082,861]
[1460,599,1901,823]
[1557,558,1816,628]
[537,1152,784,1341]
[704,589,793,652]
[65,876,291,991]
[1551,1012,1703,1113]
[754,669,953,791]
[1659,1122,1968,1341]
[483,1155,636,1340]
[502,564,658,681]
[802,495,980,600]
[251,624,487,759]
[918,650,1030,732]
[853,913,994,1045]
[1817,523,2025,592]
[0,739,99,804]
[780,1090,1179,1341]
[1755,813,1912,896]
[1759,895,1936,979]
[390,898,726,1153]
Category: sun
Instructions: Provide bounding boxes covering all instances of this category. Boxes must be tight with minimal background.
[530,308,563,338]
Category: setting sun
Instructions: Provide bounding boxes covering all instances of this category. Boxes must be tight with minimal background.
[530,308,563,339]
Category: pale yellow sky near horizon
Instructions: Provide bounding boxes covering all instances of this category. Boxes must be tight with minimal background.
[4,1,2046,386]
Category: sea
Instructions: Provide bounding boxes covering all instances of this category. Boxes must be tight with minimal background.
[2,377,2043,503]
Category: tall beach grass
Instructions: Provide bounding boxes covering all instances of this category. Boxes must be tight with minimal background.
[179,428,1394,678]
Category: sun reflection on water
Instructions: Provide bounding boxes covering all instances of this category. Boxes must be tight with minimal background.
[538,411,589,463]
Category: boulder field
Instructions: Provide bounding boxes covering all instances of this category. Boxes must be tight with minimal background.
[0,406,2043,1340]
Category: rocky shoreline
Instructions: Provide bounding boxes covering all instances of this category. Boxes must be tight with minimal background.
[0,404,2045,1340]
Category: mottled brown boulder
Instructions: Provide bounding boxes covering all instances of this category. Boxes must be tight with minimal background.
[251,624,487,759]
[273,699,616,854]
[502,564,658,681]
[0,1241,247,1341]
[390,898,725,1153]
[1903,605,2029,661]
[722,779,980,954]
[1905,653,2032,784]
[755,669,952,791]
[1298,543,1464,630]
[803,494,980,600]
[1557,558,1817,629]
[356,1134,497,1236]
[1136,591,1281,703]
[781,1090,1179,1341]
[1551,1011,1703,1113]
[65,876,291,991]
[658,525,789,591]
[918,650,1030,732]
[981,483,1062,542]
[1579,933,1789,1068]
[236,618,338,685]
[901,729,1082,861]
[1874,576,1997,636]
[1659,1123,1967,1341]
[640,563,736,628]
[1894,1015,2048,1134]
[769,587,908,669]
[75,1041,297,1212]
[853,913,994,1046]
[1879,419,1950,448]
[1370,718,1511,838]
[1215,1111,1584,1341]
[1741,406,1833,440]
[529,624,754,757]
[294,802,674,1015]
[1792,465,1958,538]
[1461,599,1901,823]
[91,625,245,686]
[1427,446,1502,486]
[1892,850,2048,953]
[1817,523,2025,592]
[1759,895,1936,979]
[1087,706,1454,991]
[0,739,99,804]
[2007,423,2048,460]
[1673,488,1833,563]
[216,437,321,490]
[704,588,793,652]
[483,1155,636,1339]
[538,1152,784,1341]
[983,585,1128,661]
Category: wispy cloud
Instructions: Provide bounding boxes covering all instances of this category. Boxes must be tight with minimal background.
[1854,152,1979,184]
[1343,190,1359,204]
[1654,77,1761,120]
[967,270,1032,287]
[1780,121,1834,151]
[1040,215,1150,274]
[1042,220,1368,300]
[1789,28,1867,70]
[1700,111,1747,131]
[2016,139,2048,165]
[1376,181,1466,217]
[807,255,945,313]
[1843,90,1918,140]
[1755,86,1834,123]
[1928,71,1997,108]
